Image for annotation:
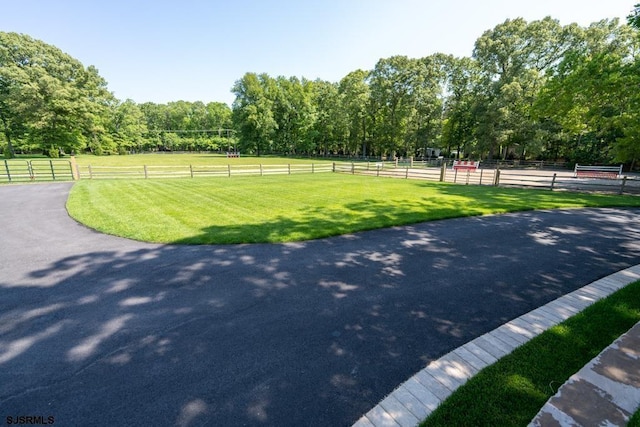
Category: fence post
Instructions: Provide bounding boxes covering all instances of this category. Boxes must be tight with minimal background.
[479,168,484,185]
[260,164,263,176]
[439,162,446,182]
[465,169,470,185]
[190,165,194,178]
[88,164,93,179]
[70,156,79,180]
[351,162,355,174]
[3,160,11,182]
[550,173,557,190]
[405,167,409,179]
[288,164,291,175]
[49,160,56,180]
[228,164,231,177]
[494,168,501,186]
[28,161,34,180]
[619,176,627,195]
[144,165,148,179]
[312,163,314,174]
[332,162,336,173]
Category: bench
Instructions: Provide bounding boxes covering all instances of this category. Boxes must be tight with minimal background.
[453,160,480,172]
[226,152,240,158]
[574,164,622,179]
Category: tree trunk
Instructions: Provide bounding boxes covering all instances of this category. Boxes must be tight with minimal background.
[0,113,15,158]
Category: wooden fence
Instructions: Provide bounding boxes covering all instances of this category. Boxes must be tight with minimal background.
[2,158,637,195]
[75,163,334,179]
[1,159,75,182]
[333,161,639,195]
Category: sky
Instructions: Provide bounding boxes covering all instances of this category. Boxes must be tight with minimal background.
[1,1,635,106]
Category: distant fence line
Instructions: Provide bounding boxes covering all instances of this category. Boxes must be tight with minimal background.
[0,159,336,182]
[1,158,638,195]
[333,161,640,195]
[78,163,334,179]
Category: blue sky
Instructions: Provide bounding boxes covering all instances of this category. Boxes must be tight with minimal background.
[1,1,634,105]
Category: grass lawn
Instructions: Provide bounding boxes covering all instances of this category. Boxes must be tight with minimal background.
[66,173,640,244]
[420,279,640,427]
[72,152,336,167]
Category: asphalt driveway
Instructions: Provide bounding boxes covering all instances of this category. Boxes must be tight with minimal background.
[1,183,639,426]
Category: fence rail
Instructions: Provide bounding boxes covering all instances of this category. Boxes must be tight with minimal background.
[75,163,335,180]
[1,159,75,182]
[332,161,639,195]
[2,158,638,195]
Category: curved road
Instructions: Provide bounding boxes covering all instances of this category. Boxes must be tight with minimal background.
[1,183,639,426]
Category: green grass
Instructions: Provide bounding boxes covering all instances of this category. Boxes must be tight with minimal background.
[421,279,640,426]
[66,173,640,244]
[72,153,336,167]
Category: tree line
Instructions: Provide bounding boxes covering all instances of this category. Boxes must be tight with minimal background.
[0,32,234,158]
[2,9,640,168]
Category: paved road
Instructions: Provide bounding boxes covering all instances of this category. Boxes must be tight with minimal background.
[1,183,639,426]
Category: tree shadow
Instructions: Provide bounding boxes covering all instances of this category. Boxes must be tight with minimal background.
[171,181,640,245]
[2,187,640,425]
[172,195,486,245]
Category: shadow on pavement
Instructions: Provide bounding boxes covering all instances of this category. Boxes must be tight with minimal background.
[1,184,639,426]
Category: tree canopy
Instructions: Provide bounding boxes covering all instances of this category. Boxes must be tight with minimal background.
[2,7,640,168]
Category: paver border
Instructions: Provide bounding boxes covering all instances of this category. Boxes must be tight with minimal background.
[353,264,640,427]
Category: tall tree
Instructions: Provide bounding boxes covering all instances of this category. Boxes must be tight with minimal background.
[406,54,447,159]
[628,3,640,29]
[339,70,371,156]
[441,56,482,158]
[0,32,114,157]
[368,56,416,157]
[272,76,316,154]
[472,17,577,159]
[311,79,347,155]
[535,19,638,164]
[111,99,148,153]
[232,73,278,155]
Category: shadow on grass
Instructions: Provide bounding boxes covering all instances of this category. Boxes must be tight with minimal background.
[173,182,639,245]
[172,196,477,245]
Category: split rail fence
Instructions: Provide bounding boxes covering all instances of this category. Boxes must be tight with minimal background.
[1,159,75,182]
[75,163,334,179]
[333,161,639,195]
[1,158,638,195]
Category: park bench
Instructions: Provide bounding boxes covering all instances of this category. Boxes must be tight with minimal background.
[226,152,240,158]
[452,160,480,172]
[573,164,622,179]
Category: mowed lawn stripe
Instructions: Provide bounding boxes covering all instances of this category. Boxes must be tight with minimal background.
[66,174,640,244]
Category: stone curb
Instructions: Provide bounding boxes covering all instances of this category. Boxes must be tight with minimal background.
[529,321,640,426]
[352,264,640,427]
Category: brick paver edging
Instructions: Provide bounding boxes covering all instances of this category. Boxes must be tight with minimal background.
[529,321,640,426]
[352,264,640,427]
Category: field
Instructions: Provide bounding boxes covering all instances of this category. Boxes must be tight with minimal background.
[67,173,640,245]
[72,152,336,167]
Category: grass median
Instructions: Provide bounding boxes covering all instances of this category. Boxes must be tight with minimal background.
[421,279,640,427]
[66,173,640,245]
